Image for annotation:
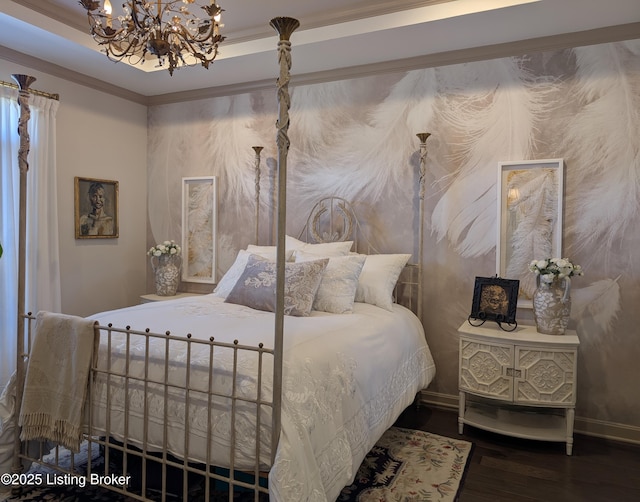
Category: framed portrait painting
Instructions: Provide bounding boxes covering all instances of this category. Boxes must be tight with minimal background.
[74,177,119,239]
[469,276,520,329]
[181,176,218,284]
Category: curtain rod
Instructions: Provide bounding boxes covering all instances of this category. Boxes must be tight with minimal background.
[0,79,59,101]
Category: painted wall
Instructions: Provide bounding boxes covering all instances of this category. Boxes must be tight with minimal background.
[0,59,148,317]
[147,38,640,432]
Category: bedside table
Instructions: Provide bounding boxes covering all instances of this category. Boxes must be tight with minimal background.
[140,292,203,303]
[458,321,579,455]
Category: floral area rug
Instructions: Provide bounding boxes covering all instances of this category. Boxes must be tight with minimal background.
[2,427,471,501]
[338,426,473,502]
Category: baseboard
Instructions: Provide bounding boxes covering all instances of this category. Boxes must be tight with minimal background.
[419,390,640,446]
[419,390,459,411]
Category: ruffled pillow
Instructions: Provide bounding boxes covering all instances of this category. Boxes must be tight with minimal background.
[224,254,328,317]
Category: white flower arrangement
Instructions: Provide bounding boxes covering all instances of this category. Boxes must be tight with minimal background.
[528,257,583,284]
[147,240,181,257]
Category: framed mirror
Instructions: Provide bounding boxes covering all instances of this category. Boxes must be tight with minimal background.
[496,159,564,303]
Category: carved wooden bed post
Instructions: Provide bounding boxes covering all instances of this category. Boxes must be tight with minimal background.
[11,73,36,476]
[416,132,431,322]
[268,16,299,464]
[253,146,264,245]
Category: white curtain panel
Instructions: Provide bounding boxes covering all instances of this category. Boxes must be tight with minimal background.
[0,87,60,389]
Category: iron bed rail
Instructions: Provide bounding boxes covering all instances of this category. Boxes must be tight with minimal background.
[15,312,274,501]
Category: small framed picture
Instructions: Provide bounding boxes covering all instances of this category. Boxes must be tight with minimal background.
[74,177,119,239]
[469,276,520,327]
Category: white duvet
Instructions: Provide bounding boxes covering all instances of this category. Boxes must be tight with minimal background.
[88,294,435,502]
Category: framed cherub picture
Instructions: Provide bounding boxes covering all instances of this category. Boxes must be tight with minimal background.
[469,276,519,330]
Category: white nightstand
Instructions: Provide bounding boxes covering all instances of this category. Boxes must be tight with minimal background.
[458,321,579,455]
[140,292,203,303]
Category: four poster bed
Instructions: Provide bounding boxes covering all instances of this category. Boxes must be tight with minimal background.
[8,17,435,502]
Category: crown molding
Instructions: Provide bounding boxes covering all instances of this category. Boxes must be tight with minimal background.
[227,0,453,44]
[0,44,149,105]
[10,0,454,45]
[2,22,638,106]
[147,22,640,106]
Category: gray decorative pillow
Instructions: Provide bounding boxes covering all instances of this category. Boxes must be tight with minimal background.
[224,254,329,317]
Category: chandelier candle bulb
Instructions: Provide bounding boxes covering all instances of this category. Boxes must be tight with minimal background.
[104,0,112,28]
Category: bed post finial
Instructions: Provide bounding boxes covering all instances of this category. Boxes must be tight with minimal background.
[416,132,431,321]
[12,75,36,174]
[416,132,431,201]
[253,146,264,245]
[11,74,36,479]
[270,16,299,465]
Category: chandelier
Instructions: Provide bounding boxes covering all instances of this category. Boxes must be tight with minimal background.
[79,0,225,76]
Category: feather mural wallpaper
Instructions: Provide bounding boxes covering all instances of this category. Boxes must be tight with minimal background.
[431,58,545,259]
[148,38,640,431]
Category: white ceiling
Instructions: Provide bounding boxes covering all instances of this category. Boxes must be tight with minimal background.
[1,0,639,100]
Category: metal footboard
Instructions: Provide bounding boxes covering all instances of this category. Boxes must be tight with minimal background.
[14,313,275,501]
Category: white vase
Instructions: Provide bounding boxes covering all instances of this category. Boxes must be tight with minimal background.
[532,275,571,335]
[150,254,182,296]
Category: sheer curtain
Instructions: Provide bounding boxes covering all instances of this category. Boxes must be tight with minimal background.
[0,86,60,389]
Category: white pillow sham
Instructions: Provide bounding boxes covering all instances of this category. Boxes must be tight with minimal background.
[354,253,411,311]
[285,235,353,260]
[295,251,366,314]
[213,249,253,298]
[246,244,294,262]
[215,239,353,299]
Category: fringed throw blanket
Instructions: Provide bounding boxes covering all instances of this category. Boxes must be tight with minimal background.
[19,311,97,452]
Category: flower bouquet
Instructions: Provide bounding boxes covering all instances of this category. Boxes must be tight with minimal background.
[147,240,181,257]
[528,258,583,284]
[148,240,182,296]
[528,257,583,335]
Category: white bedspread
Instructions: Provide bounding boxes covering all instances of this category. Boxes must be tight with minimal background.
[88,294,435,502]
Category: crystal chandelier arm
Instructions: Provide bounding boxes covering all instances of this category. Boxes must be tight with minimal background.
[168,21,220,49]
[103,36,147,62]
[129,0,151,32]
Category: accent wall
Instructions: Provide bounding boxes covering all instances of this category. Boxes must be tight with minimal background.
[147,39,640,436]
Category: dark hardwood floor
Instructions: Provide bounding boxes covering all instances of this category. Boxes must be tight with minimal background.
[394,405,640,502]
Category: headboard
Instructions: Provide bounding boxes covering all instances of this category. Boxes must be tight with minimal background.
[297,196,421,317]
[251,132,430,320]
